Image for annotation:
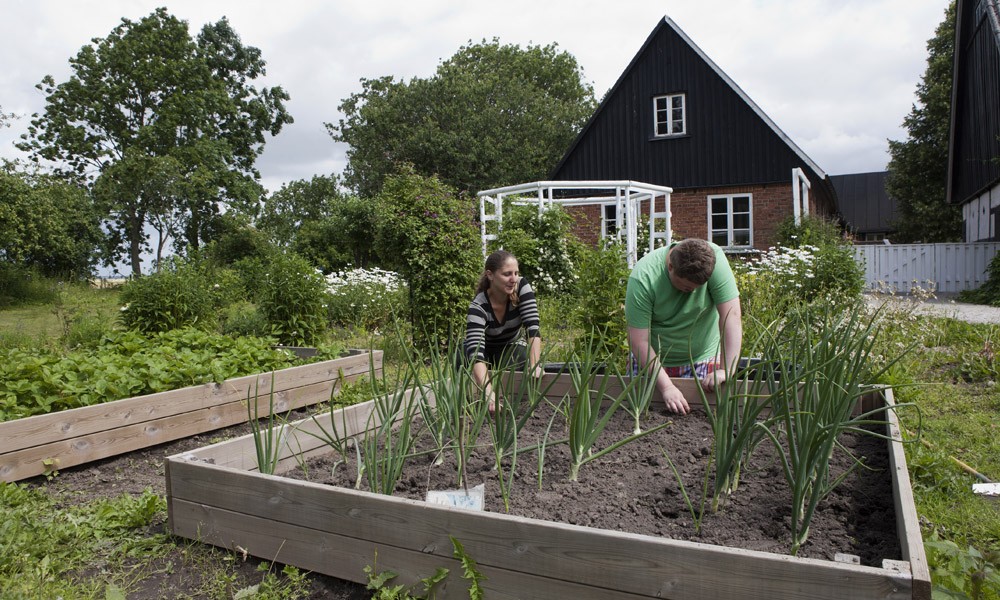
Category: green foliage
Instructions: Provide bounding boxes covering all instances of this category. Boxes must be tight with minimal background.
[451,536,487,600]
[257,174,344,245]
[959,252,1000,307]
[0,264,59,308]
[0,482,164,594]
[330,38,596,197]
[204,213,277,268]
[0,165,104,277]
[885,0,962,242]
[220,300,271,338]
[295,195,378,272]
[571,241,629,362]
[925,532,1000,599]
[118,257,220,334]
[18,7,291,274]
[774,215,865,302]
[253,251,329,346]
[774,214,844,248]
[374,168,480,350]
[494,203,581,296]
[0,327,296,421]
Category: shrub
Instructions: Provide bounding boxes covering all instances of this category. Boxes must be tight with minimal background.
[219,300,270,338]
[117,258,218,334]
[325,267,407,331]
[959,251,1000,306]
[572,241,629,364]
[374,167,480,349]
[0,264,58,308]
[255,251,329,346]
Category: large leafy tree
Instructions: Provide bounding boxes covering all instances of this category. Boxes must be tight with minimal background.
[886,0,961,242]
[329,39,597,198]
[0,164,104,277]
[257,174,345,244]
[17,8,291,275]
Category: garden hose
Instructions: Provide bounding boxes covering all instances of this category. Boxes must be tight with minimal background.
[906,427,993,483]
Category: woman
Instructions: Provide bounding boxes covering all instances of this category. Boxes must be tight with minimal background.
[464,250,543,411]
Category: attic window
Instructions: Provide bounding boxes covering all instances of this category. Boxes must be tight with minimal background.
[653,94,686,137]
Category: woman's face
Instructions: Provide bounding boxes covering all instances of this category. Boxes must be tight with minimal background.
[489,258,519,297]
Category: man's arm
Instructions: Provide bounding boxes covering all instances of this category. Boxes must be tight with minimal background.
[701,297,743,391]
[628,326,691,414]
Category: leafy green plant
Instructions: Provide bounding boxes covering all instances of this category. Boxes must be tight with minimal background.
[494,203,581,296]
[0,327,296,421]
[450,536,487,600]
[118,256,219,333]
[254,251,329,346]
[925,532,1000,599]
[571,240,629,366]
[363,550,449,600]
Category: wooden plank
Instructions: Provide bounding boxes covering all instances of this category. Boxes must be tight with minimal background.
[1,378,341,481]
[166,459,913,600]
[0,351,380,454]
[168,498,651,600]
[884,389,933,600]
[0,352,381,481]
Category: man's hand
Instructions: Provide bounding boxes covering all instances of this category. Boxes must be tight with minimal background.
[659,380,690,414]
[699,369,728,393]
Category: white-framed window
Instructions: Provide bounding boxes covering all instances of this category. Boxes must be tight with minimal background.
[653,93,686,137]
[601,203,619,238]
[708,194,752,248]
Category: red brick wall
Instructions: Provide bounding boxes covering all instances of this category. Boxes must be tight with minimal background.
[564,183,795,252]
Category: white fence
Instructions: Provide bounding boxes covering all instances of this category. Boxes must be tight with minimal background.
[854,242,1000,294]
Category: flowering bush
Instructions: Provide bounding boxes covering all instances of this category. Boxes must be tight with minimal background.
[494,203,580,296]
[325,267,407,331]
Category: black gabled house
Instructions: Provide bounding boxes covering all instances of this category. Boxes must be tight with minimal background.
[830,171,898,243]
[947,0,1000,242]
[550,16,839,252]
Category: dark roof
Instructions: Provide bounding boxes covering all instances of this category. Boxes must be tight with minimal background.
[550,16,829,191]
[830,171,897,234]
[947,0,1000,204]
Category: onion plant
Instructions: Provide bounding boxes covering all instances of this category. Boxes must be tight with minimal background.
[304,379,366,488]
[620,357,658,435]
[359,360,421,495]
[246,375,287,475]
[406,337,480,470]
[695,328,778,512]
[565,336,671,481]
[757,301,917,555]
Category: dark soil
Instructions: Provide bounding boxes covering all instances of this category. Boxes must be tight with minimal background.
[27,398,900,598]
[288,400,901,566]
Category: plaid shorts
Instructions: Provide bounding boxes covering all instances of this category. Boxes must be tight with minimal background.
[630,354,721,379]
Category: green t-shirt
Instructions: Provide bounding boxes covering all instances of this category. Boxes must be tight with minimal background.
[624,242,739,366]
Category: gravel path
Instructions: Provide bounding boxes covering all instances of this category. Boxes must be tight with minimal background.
[866,293,1000,325]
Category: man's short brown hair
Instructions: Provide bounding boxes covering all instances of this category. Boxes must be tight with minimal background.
[669,239,716,285]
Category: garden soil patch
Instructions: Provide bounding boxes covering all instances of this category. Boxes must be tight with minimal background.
[290,400,901,567]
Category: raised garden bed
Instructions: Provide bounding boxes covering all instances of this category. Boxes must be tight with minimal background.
[1,349,381,482]
[165,374,930,600]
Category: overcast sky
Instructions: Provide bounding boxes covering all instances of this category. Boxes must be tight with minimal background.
[1,0,951,194]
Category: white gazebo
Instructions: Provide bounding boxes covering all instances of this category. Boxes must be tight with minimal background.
[477,180,673,268]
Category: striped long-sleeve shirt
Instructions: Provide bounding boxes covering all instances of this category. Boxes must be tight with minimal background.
[464,277,541,362]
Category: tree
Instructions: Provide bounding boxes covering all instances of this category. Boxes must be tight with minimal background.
[257,174,345,244]
[0,164,104,277]
[329,39,597,198]
[886,0,961,242]
[17,8,291,275]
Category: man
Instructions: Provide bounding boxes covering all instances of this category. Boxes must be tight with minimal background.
[625,238,742,414]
